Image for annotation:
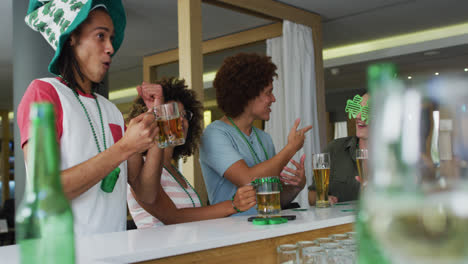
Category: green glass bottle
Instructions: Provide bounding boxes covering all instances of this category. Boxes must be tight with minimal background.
[15,103,75,264]
[356,63,397,264]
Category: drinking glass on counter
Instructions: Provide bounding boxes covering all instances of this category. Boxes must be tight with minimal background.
[314,237,334,245]
[253,176,282,218]
[296,241,320,261]
[301,246,326,264]
[327,248,354,264]
[154,102,185,148]
[277,244,299,264]
[312,153,331,208]
[355,149,368,187]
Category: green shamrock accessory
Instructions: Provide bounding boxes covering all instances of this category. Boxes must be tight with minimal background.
[24,0,126,76]
[345,95,370,124]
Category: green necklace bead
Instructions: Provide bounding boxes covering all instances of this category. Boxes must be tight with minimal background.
[164,164,201,208]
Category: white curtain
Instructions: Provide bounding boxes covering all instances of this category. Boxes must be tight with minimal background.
[266,21,321,209]
[334,121,348,139]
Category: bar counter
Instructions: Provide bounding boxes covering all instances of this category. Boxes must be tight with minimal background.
[0,202,356,263]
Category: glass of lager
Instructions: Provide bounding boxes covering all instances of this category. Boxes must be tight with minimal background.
[254,176,282,218]
[154,102,185,148]
[356,148,368,188]
[312,153,331,208]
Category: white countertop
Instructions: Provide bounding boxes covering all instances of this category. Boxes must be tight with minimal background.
[1,202,356,264]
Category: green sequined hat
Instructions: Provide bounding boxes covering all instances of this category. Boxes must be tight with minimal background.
[24,0,126,76]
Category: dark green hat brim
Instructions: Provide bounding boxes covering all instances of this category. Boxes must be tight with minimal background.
[48,0,126,76]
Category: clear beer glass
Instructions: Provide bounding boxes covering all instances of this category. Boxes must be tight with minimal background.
[312,153,331,208]
[277,244,299,264]
[154,102,185,148]
[356,149,368,187]
[254,176,281,217]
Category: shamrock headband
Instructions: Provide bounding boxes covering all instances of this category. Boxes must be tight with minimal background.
[24,0,126,76]
[345,95,370,124]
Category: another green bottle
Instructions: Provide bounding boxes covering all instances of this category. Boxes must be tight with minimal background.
[16,103,75,264]
[356,63,397,264]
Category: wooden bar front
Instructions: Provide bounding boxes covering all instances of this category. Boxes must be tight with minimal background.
[139,223,353,264]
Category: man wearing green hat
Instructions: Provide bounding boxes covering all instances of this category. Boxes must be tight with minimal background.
[17,0,164,236]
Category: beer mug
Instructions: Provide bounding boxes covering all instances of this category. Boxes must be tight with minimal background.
[252,176,282,218]
[154,102,185,148]
[312,153,331,208]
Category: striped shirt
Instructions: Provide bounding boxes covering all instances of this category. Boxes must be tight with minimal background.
[127,167,202,228]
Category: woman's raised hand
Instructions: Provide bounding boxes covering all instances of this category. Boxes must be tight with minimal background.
[287,118,313,152]
[136,82,164,109]
[280,154,306,189]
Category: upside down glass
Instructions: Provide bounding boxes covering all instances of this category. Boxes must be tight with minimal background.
[154,102,185,148]
[277,244,299,264]
[312,153,331,208]
[363,71,468,264]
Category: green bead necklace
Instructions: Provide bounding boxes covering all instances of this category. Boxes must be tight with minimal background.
[227,117,269,164]
[164,164,201,207]
[60,76,120,193]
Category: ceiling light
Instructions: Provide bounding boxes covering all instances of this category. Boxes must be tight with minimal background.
[0,112,14,122]
[435,72,439,76]
[408,76,412,80]
[323,21,468,60]
[109,71,218,101]
[330,68,340,75]
[464,68,468,72]
[423,50,440,56]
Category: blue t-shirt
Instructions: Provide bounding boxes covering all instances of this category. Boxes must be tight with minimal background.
[199,120,276,216]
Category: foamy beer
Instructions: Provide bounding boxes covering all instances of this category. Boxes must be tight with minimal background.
[253,176,282,217]
[154,102,185,148]
[312,153,331,208]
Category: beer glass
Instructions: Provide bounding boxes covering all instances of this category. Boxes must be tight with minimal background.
[297,241,320,261]
[312,153,331,208]
[363,74,468,264]
[154,102,185,148]
[277,244,299,264]
[355,149,368,187]
[301,246,326,264]
[254,176,281,217]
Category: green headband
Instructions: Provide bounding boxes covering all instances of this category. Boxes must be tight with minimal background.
[345,95,370,124]
[24,0,126,76]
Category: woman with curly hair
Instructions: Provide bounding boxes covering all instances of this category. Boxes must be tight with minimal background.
[127,77,256,228]
[200,53,313,215]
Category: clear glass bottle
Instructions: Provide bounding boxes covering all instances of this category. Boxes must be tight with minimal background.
[359,64,468,264]
[16,103,75,264]
[356,63,396,264]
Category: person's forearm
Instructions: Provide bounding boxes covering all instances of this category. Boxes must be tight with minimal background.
[280,184,303,208]
[61,141,134,200]
[129,145,164,204]
[133,186,236,225]
[157,201,237,225]
[227,144,297,186]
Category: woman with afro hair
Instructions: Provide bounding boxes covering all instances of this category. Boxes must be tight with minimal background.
[126,77,256,228]
[200,53,313,215]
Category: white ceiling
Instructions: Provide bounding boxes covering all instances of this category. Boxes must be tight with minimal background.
[1,0,468,110]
